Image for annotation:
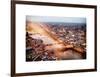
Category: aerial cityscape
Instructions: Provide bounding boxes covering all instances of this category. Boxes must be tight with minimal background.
[26,16,86,61]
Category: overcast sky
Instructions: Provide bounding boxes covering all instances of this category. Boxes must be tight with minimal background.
[26,16,86,24]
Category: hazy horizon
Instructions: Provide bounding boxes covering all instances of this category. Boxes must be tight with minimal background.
[26,16,86,24]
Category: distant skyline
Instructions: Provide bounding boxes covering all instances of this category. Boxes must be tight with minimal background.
[26,16,86,24]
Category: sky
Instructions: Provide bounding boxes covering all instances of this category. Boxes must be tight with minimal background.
[26,15,86,24]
